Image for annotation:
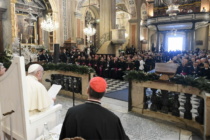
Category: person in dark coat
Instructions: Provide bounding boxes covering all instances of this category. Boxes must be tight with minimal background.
[104,56,111,78]
[59,49,67,63]
[201,62,210,79]
[39,49,47,61]
[59,77,129,140]
[110,57,119,79]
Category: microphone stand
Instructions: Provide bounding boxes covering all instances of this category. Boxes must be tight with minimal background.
[19,40,21,56]
[72,78,75,107]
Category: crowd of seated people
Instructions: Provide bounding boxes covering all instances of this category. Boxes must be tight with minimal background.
[37,49,53,63]
[168,50,210,79]
[37,46,210,80]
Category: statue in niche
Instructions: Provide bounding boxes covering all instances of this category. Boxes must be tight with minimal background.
[85,11,94,24]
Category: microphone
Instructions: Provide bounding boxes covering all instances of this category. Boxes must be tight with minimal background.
[45,79,52,83]
[45,79,59,84]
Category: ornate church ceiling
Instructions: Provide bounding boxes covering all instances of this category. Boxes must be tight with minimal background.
[15,0,52,17]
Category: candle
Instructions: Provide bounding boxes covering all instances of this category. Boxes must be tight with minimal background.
[20,34,22,40]
[37,34,38,41]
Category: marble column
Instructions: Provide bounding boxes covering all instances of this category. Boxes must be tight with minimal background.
[99,0,116,43]
[0,8,6,54]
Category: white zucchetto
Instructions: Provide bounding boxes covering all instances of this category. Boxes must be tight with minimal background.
[28,64,41,73]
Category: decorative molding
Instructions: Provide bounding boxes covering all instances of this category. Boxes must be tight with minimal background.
[128,0,136,18]
[195,21,209,30]
[62,0,67,40]
[74,11,82,18]
[99,32,110,47]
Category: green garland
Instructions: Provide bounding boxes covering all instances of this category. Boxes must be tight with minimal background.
[42,63,95,75]
[170,75,210,93]
[0,52,12,68]
[124,71,210,93]
[123,70,160,82]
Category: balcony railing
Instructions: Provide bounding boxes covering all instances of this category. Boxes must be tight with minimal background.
[147,12,210,26]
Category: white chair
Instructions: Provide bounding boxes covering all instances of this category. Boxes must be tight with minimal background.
[0,56,62,140]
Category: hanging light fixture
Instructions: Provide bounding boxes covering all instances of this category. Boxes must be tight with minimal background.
[41,13,59,32]
[83,0,96,43]
[164,0,180,16]
[172,28,177,36]
[83,23,96,42]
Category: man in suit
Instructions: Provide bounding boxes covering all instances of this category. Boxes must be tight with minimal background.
[39,49,47,61]
[201,62,210,79]
[60,77,129,140]
[59,49,68,63]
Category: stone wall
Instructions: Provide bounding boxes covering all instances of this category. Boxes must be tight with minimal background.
[42,70,92,100]
[0,0,12,50]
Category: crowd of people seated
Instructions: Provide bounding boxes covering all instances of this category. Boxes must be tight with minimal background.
[37,46,210,80]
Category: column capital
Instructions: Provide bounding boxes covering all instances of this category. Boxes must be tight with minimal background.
[10,0,17,4]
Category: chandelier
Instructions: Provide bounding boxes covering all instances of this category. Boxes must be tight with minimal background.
[164,0,180,16]
[83,23,96,42]
[24,8,37,27]
[166,4,180,16]
[171,28,177,36]
[41,13,59,32]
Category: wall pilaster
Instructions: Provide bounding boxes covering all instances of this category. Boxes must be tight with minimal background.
[99,0,116,47]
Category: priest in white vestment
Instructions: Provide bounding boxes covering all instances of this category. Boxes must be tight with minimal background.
[26,64,54,115]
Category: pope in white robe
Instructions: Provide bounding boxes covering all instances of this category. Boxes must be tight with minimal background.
[26,64,53,115]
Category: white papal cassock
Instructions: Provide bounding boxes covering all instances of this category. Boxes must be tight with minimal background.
[26,75,53,115]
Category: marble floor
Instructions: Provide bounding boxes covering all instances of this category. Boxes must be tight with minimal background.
[55,95,202,140]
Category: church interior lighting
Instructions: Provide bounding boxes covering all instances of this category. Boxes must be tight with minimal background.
[41,13,59,32]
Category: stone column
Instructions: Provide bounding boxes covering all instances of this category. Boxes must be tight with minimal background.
[0,8,6,54]
[162,32,166,52]
[99,0,116,45]
[157,32,160,52]
[129,19,138,49]
[191,30,195,51]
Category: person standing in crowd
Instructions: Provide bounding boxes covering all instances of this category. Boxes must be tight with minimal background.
[201,62,210,79]
[176,58,191,75]
[59,49,68,63]
[139,56,145,71]
[0,63,6,76]
[26,64,54,115]
[39,49,48,61]
[60,77,129,140]
[133,55,140,71]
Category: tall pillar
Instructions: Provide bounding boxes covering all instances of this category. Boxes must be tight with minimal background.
[129,19,138,49]
[0,8,6,54]
[186,31,190,50]
[163,32,166,52]
[99,0,116,46]
[157,32,160,52]
[191,30,195,51]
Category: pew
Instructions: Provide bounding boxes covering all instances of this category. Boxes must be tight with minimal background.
[0,56,62,140]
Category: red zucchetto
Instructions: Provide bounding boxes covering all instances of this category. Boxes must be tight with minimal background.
[89,77,107,93]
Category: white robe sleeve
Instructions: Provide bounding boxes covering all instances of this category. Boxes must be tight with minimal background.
[26,75,53,112]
